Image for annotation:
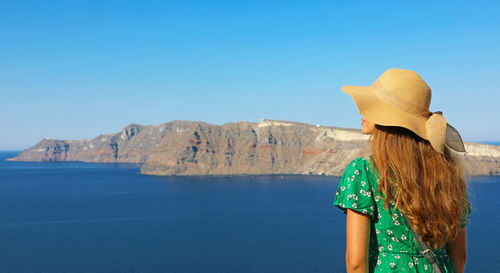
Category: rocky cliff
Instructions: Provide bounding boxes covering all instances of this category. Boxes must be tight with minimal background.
[461,143,500,176]
[140,119,370,176]
[7,119,500,176]
[7,123,170,163]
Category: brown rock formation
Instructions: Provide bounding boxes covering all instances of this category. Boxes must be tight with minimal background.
[7,119,500,177]
[7,123,168,163]
[140,119,369,176]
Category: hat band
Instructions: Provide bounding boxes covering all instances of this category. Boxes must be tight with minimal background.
[371,81,428,117]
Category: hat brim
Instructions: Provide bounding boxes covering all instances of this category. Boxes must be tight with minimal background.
[341,85,428,140]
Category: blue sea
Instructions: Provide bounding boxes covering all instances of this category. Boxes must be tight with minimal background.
[0,151,497,273]
[478,141,500,146]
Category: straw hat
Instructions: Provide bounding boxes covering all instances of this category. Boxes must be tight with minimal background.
[342,68,465,154]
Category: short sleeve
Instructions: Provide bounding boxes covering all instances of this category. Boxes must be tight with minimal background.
[459,194,471,228]
[333,157,376,219]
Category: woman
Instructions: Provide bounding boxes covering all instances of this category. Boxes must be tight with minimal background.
[333,68,470,273]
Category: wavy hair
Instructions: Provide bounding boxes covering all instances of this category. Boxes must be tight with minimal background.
[370,125,468,249]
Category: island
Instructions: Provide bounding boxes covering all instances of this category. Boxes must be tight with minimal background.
[7,119,500,176]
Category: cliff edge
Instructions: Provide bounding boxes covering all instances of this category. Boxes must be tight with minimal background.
[7,119,500,176]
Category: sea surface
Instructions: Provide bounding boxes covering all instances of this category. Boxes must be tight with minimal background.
[477,141,500,146]
[0,151,497,273]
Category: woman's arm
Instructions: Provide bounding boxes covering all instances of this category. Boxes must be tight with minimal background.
[345,209,371,273]
[446,228,467,273]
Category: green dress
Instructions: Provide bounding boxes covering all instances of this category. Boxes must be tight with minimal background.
[333,157,469,273]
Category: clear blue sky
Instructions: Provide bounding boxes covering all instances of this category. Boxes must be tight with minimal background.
[1,0,499,150]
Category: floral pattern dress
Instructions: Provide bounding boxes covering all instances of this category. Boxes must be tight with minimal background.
[333,157,469,273]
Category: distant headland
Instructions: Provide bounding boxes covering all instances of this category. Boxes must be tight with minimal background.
[7,119,500,176]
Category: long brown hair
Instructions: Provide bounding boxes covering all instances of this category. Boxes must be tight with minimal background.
[370,125,468,249]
